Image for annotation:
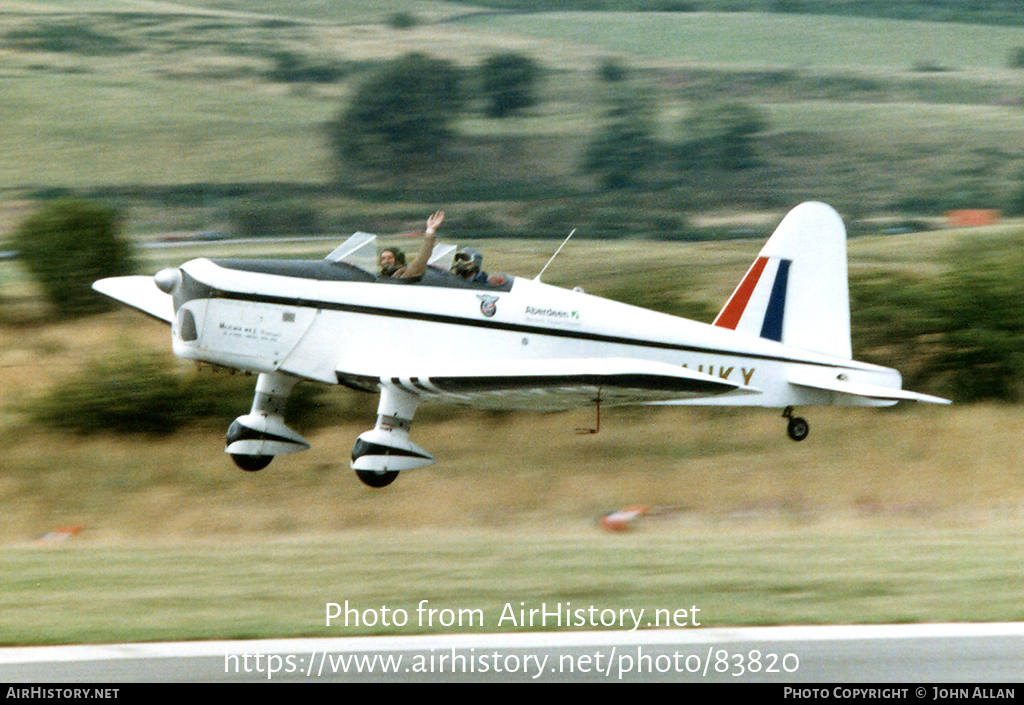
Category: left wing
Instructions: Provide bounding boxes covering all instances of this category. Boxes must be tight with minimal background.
[336,357,759,411]
[93,276,174,324]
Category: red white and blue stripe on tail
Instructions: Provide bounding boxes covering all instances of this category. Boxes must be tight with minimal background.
[713,256,792,343]
[711,203,852,359]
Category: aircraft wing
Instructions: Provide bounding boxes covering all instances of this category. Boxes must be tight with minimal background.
[788,369,950,404]
[93,276,174,324]
[336,357,757,411]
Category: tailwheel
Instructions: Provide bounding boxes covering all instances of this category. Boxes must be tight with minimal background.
[782,406,809,442]
[356,469,399,488]
[787,417,809,442]
[232,454,273,472]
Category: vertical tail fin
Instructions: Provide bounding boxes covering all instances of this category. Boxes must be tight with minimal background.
[713,202,851,359]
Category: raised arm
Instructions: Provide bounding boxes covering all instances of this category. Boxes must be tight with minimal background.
[397,210,444,279]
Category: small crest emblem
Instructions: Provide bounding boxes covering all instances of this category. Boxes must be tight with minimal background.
[477,295,498,318]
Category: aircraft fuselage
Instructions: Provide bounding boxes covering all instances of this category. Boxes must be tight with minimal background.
[168,256,898,411]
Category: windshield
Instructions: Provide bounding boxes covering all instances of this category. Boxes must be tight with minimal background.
[324,232,460,276]
[324,231,378,273]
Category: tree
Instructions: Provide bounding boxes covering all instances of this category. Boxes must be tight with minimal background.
[1009,46,1024,69]
[850,234,1024,404]
[597,57,629,83]
[328,53,464,176]
[480,52,541,118]
[934,238,1024,402]
[1007,182,1024,217]
[679,101,769,171]
[386,12,418,30]
[13,199,135,318]
[1003,166,1024,217]
[583,87,659,190]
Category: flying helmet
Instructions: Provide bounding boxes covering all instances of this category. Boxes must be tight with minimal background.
[452,247,483,278]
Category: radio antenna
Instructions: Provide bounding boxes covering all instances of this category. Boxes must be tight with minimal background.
[534,228,576,282]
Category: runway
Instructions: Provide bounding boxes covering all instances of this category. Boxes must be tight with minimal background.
[2,623,1022,683]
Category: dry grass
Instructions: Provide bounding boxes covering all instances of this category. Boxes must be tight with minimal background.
[0,311,170,397]
[2,401,1022,546]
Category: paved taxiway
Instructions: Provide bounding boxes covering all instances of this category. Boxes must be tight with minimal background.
[2,624,1022,683]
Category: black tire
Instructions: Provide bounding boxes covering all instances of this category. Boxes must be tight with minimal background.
[787,417,809,442]
[356,469,399,488]
[232,454,273,472]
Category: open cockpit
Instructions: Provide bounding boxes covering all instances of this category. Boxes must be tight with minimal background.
[211,231,514,291]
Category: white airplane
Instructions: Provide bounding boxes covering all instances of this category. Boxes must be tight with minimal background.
[94,201,948,488]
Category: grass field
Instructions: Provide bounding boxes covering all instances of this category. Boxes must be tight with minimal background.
[0,72,336,188]
[2,528,1023,645]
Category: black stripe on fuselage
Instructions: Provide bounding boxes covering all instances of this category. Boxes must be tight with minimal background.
[190,279,854,370]
[428,374,729,395]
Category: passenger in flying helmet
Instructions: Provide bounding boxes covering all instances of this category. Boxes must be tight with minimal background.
[452,246,509,286]
[452,247,486,282]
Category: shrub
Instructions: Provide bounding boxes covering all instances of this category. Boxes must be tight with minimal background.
[386,12,419,30]
[480,52,542,118]
[328,53,465,175]
[5,21,138,56]
[266,51,347,83]
[583,86,659,189]
[934,237,1024,402]
[678,101,769,171]
[850,233,1024,403]
[12,199,136,318]
[1005,183,1024,217]
[597,58,629,83]
[27,351,374,436]
[228,199,322,237]
[29,352,211,435]
[911,60,953,73]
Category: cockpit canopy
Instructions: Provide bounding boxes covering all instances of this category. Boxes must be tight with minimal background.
[320,231,513,290]
[209,232,514,292]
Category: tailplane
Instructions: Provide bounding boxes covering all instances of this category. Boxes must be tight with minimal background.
[713,202,851,359]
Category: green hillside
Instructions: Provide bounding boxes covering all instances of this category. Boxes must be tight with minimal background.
[1,3,1023,217]
[459,11,1024,70]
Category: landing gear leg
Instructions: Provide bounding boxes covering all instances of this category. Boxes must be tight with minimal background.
[226,372,310,471]
[782,406,809,442]
[351,383,435,487]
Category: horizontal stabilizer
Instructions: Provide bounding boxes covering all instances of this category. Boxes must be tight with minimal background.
[336,357,759,411]
[93,276,174,324]
[789,369,950,405]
